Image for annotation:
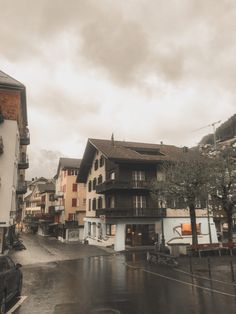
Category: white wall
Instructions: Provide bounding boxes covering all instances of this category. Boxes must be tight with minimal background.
[163,217,218,245]
[0,120,19,226]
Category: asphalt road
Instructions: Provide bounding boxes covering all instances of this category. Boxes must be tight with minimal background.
[7,234,236,314]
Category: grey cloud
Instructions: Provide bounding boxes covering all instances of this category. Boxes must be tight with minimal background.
[30,86,100,121]
[27,148,62,179]
[2,0,236,89]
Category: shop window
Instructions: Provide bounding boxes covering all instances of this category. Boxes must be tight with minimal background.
[181,223,201,235]
[106,224,116,236]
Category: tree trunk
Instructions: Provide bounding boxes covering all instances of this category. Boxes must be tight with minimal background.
[226,204,233,243]
[189,204,198,245]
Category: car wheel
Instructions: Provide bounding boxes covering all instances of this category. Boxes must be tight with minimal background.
[0,294,6,314]
[16,278,22,297]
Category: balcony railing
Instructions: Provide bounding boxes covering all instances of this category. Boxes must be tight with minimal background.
[96,180,151,194]
[55,205,65,211]
[16,181,27,194]
[20,128,30,145]
[96,207,166,218]
[0,136,3,154]
[54,191,64,200]
[18,154,29,169]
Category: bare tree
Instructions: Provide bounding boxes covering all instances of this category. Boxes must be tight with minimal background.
[209,148,236,243]
[152,154,211,245]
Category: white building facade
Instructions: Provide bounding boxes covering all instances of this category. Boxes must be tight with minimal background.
[0,70,29,253]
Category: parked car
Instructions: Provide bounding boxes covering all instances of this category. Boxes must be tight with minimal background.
[0,256,22,314]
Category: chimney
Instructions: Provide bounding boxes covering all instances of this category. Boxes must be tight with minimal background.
[111,133,115,146]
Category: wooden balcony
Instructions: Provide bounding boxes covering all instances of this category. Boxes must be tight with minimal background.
[96,207,166,218]
[20,128,30,145]
[18,154,29,169]
[96,179,151,194]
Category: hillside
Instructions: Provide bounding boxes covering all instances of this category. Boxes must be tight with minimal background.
[199,114,236,145]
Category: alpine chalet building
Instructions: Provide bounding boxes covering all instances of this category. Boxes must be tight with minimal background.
[77,138,217,252]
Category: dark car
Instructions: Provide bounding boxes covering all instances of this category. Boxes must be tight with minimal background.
[0,256,22,314]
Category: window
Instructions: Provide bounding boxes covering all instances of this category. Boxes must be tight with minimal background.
[49,194,54,202]
[100,156,104,167]
[83,198,86,206]
[94,159,98,171]
[107,195,115,208]
[109,171,115,180]
[93,178,97,190]
[98,197,103,209]
[106,224,116,236]
[89,199,91,211]
[132,170,145,181]
[41,195,46,203]
[88,222,91,236]
[72,183,78,192]
[133,195,146,208]
[92,198,96,210]
[72,198,77,207]
[98,175,103,184]
[88,181,92,192]
[68,213,75,221]
[181,223,201,235]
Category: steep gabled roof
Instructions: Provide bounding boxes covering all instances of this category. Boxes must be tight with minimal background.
[0,70,28,125]
[38,183,55,193]
[0,70,25,88]
[55,157,82,178]
[77,138,195,183]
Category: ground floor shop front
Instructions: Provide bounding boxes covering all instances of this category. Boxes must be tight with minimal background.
[84,214,218,252]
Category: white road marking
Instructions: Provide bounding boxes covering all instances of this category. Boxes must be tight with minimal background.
[6,296,28,314]
[125,263,236,298]
[174,267,236,286]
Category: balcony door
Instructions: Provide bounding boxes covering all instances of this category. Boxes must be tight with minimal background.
[133,195,146,216]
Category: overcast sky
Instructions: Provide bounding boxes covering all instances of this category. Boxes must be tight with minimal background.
[1,0,236,179]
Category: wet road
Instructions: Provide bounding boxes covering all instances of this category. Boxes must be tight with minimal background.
[12,252,236,314]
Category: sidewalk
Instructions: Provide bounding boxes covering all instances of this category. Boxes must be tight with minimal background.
[177,255,236,283]
[8,232,115,266]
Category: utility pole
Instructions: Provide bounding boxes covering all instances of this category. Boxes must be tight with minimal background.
[193,120,221,150]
